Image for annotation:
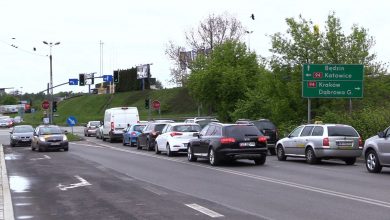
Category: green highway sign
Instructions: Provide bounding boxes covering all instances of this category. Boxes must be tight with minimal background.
[302,64,364,98]
[302,64,364,81]
[302,81,363,98]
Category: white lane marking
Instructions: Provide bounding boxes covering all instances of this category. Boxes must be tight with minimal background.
[143,186,168,196]
[185,203,224,218]
[15,203,32,206]
[72,142,390,209]
[17,216,34,219]
[57,175,92,191]
[30,155,51,161]
[0,144,15,220]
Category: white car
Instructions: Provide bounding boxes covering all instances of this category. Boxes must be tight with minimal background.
[155,123,201,156]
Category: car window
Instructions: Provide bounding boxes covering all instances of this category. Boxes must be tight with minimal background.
[200,125,209,136]
[327,126,359,137]
[134,125,145,132]
[162,125,170,133]
[289,126,304,138]
[155,124,166,132]
[384,126,390,137]
[173,125,201,132]
[90,121,100,126]
[206,125,216,136]
[225,125,261,139]
[300,126,314,137]
[311,126,324,136]
[214,126,222,136]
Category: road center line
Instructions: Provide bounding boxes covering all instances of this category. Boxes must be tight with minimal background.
[185,203,224,218]
[72,142,390,209]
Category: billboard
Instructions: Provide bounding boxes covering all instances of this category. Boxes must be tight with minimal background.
[137,64,150,79]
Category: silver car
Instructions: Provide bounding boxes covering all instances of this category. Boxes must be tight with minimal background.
[363,127,390,173]
[276,123,362,164]
[10,125,34,147]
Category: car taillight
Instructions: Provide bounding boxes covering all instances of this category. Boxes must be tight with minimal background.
[131,132,137,136]
[111,122,114,131]
[323,137,329,147]
[258,136,267,143]
[220,137,236,144]
[358,137,363,148]
[170,132,183,137]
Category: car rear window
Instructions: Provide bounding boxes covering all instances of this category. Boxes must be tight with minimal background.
[155,124,167,132]
[173,125,201,132]
[327,126,359,137]
[225,125,262,139]
[90,121,100,126]
[253,121,276,130]
[134,125,146,132]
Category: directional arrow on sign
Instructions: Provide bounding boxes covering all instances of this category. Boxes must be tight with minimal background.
[69,79,79,85]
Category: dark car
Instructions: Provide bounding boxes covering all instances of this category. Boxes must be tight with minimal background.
[31,125,69,152]
[187,122,268,166]
[251,119,278,155]
[10,125,34,147]
[137,122,169,151]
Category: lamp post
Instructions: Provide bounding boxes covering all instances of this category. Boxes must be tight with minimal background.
[245,30,253,52]
[43,41,60,124]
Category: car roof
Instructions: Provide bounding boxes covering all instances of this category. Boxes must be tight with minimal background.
[168,122,200,126]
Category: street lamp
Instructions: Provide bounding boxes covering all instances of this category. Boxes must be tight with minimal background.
[245,30,254,52]
[43,41,60,124]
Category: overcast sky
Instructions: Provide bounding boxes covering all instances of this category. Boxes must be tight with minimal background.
[1,0,389,94]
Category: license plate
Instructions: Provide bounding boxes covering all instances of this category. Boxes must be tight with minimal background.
[337,141,352,146]
[51,142,61,146]
[21,139,30,142]
[240,142,256,147]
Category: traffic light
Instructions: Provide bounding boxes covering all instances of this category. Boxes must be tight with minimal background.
[113,71,119,83]
[79,74,85,86]
[145,98,150,109]
[52,101,57,112]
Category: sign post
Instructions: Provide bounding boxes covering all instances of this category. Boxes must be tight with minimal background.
[66,116,78,134]
[302,64,364,122]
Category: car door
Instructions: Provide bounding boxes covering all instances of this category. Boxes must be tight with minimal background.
[192,125,210,156]
[157,125,170,151]
[294,126,314,155]
[139,124,152,147]
[377,126,390,164]
[284,126,304,155]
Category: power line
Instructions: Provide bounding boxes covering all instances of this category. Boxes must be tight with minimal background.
[0,38,47,57]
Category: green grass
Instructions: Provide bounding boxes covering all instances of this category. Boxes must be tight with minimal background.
[20,88,199,126]
[66,133,83,141]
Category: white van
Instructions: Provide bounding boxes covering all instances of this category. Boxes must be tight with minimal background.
[102,107,140,142]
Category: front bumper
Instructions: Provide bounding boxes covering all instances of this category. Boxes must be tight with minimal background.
[37,141,69,150]
[11,139,32,146]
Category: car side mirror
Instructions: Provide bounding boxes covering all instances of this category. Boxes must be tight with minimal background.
[378,131,385,138]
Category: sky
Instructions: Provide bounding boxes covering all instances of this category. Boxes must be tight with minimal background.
[1,0,389,94]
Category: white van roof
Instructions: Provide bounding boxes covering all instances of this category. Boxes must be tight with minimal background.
[106,107,138,111]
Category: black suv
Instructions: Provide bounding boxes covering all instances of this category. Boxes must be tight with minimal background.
[235,119,279,155]
[187,122,268,166]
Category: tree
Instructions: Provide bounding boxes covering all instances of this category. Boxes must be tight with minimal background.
[188,40,262,121]
[166,12,245,87]
[0,95,18,105]
[234,12,387,125]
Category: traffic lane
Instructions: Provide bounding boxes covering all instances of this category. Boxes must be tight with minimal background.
[85,136,390,202]
[71,141,390,220]
[4,145,262,220]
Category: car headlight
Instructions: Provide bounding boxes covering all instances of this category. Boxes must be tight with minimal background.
[12,135,20,139]
[39,137,46,142]
[63,135,68,141]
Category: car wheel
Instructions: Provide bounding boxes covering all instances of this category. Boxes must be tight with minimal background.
[84,132,87,137]
[166,143,174,157]
[276,145,287,161]
[366,150,382,173]
[306,147,319,164]
[269,147,276,156]
[109,136,114,143]
[122,137,127,146]
[344,157,356,165]
[64,147,69,152]
[254,156,266,165]
[155,142,161,154]
[38,145,45,152]
[11,143,16,147]
[209,148,219,166]
[187,145,197,162]
[31,145,35,151]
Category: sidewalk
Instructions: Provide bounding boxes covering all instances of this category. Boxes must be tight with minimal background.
[0,145,14,220]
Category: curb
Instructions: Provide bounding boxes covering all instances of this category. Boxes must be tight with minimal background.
[0,145,14,220]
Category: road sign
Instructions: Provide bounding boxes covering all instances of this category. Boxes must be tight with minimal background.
[303,64,363,81]
[302,64,364,98]
[302,81,363,98]
[103,75,113,82]
[66,116,78,127]
[41,100,50,110]
[152,100,160,109]
[69,78,79,85]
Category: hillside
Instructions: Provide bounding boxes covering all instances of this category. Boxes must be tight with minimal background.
[24,87,199,125]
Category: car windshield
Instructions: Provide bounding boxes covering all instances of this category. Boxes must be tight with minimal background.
[14,127,34,133]
[173,125,201,132]
[39,127,63,135]
[225,125,262,139]
[90,121,100,126]
[253,121,276,130]
[134,125,146,132]
[327,126,359,137]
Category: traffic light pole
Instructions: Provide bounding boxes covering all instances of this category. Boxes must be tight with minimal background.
[148,97,151,121]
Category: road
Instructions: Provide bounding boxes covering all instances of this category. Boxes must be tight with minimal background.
[1,127,390,219]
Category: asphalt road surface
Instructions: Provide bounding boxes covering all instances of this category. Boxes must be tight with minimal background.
[1,128,390,220]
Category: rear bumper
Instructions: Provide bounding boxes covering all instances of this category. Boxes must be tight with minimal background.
[315,148,362,158]
[218,148,268,159]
